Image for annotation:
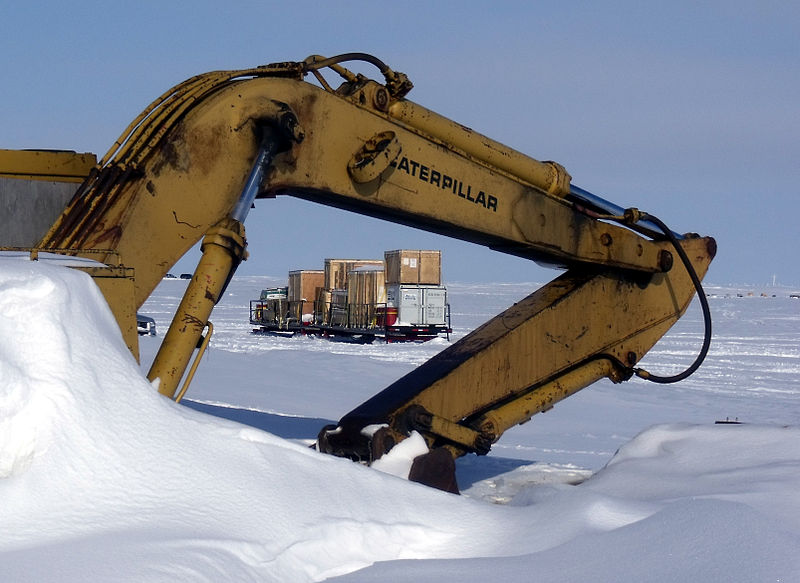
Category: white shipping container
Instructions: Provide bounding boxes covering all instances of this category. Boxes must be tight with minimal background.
[386,284,448,326]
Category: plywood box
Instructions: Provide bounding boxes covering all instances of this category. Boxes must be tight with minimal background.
[324,258,384,290]
[346,266,386,307]
[384,250,441,285]
[288,270,324,302]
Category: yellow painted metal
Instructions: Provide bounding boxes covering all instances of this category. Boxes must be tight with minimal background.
[80,264,138,361]
[38,76,300,308]
[148,218,246,398]
[0,149,96,182]
[410,407,486,451]
[474,359,619,440]
[338,236,714,454]
[39,71,666,309]
[387,99,572,197]
[20,57,715,463]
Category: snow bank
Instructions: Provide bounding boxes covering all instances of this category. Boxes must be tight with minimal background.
[0,260,496,581]
[338,424,800,582]
[2,259,799,582]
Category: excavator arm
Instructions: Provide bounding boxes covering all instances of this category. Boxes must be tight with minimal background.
[38,54,715,491]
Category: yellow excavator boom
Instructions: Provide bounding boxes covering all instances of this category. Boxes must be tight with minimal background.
[7,53,714,491]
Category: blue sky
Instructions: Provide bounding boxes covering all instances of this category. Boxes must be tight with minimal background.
[3,1,798,285]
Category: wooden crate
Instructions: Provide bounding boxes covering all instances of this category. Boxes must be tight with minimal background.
[346,266,386,307]
[288,270,324,302]
[384,250,441,285]
[324,258,384,290]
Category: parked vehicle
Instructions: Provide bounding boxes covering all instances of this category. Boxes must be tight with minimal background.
[136,314,157,336]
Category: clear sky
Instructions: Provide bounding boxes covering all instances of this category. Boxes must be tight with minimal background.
[3,1,798,286]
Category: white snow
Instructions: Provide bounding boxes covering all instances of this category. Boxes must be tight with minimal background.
[370,430,429,479]
[2,260,799,582]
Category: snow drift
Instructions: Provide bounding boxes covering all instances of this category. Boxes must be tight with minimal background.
[1,258,799,582]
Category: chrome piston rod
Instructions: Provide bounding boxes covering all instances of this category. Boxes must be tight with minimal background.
[568,184,683,240]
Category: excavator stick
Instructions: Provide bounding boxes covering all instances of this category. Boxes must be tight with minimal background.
[319,235,716,491]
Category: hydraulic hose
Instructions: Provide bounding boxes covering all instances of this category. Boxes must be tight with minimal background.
[629,211,713,384]
[302,53,413,99]
[303,52,393,75]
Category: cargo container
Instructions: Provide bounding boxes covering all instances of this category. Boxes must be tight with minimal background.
[384,249,441,285]
[288,270,323,319]
[324,258,384,290]
[344,266,386,329]
[288,270,323,303]
[250,250,451,342]
[386,284,448,327]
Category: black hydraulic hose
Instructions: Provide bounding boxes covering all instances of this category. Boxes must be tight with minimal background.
[631,212,712,384]
[303,52,392,75]
[302,53,413,99]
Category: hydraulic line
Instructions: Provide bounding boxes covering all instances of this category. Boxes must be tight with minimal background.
[174,322,213,403]
[43,64,304,252]
[302,53,413,99]
[566,191,712,384]
[568,184,681,240]
[627,211,713,384]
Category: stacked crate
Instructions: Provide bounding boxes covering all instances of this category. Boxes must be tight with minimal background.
[251,249,448,338]
[324,259,383,328]
[346,266,386,306]
[384,250,441,285]
[346,265,386,328]
[384,250,445,327]
[324,258,384,291]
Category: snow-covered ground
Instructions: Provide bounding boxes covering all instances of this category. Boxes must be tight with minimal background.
[2,259,799,582]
